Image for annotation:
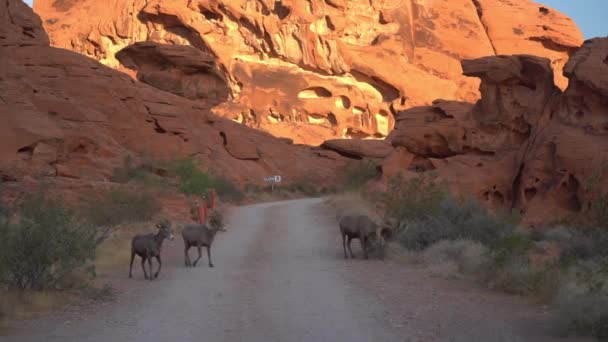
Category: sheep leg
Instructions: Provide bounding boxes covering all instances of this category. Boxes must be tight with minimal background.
[154,255,162,279]
[347,237,355,259]
[207,246,214,268]
[129,249,135,278]
[148,257,154,281]
[141,256,148,280]
[184,245,191,267]
[342,233,348,259]
[361,237,369,260]
[193,246,202,267]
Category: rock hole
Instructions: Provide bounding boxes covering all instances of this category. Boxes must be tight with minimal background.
[538,7,549,15]
[327,113,338,126]
[512,27,524,35]
[298,86,332,99]
[17,145,35,158]
[476,163,483,167]
[575,110,584,119]
[483,191,490,201]
[335,95,351,109]
[542,25,549,31]
[343,128,371,139]
[371,35,384,46]
[325,16,335,31]
[492,191,504,204]
[373,133,386,138]
[72,144,87,154]
[305,0,313,13]
[48,110,58,116]
[353,106,365,115]
[378,109,389,117]
[307,113,327,124]
[604,55,608,65]
[273,1,291,20]
[524,187,537,201]
[408,156,435,172]
[378,12,389,25]
[153,118,167,133]
[202,9,223,21]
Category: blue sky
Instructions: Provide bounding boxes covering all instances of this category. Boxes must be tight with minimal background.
[23,0,606,38]
[539,0,607,38]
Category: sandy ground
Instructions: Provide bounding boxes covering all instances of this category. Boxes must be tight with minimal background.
[0,198,590,341]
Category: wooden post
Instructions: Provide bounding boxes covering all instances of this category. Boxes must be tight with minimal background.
[202,197,208,224]
[210,189,216,209]
[194,198,203,224]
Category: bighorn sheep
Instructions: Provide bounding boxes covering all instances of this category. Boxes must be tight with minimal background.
[182,211,226,268]
[129,219,174,280]
[339,214,392,259]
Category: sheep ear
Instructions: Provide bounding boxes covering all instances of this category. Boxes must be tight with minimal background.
[155,224,162,229]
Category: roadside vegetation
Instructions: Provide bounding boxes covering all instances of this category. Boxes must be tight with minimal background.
[0,187,163,326]
[329,166,608,339]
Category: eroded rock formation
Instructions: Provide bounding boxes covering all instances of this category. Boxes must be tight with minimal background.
[1,1,347,200]
[34,0,583,145]
[371,38,608,224]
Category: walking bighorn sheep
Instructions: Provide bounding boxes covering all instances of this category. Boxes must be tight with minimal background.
[129,219,174,280]
[182,211,226,268]
[339,214,393,259]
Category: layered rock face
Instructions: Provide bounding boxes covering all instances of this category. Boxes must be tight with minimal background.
[34,0,583,145]
[351,39,607,224]
[1,1,347,199]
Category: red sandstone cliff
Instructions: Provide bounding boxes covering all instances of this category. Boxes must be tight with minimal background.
[33,0,583,145]
[1,0,347,200]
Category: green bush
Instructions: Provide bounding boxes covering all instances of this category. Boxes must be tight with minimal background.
[209,176,244,203]
[0,195,97,290]
[555,259,608,338]
[170,157,245,203]
[343,159,378,190]
[80,189,161,228]
[381,174,447,224]
[171,157,213,196]
[422,239,488,275]
[396,196,516,250]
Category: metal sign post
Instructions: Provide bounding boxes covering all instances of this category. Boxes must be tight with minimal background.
[264,175,282,193]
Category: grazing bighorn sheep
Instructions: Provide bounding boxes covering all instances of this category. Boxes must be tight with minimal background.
[129,219,174,280]
[339,214,393,259]
[182,211,226,268]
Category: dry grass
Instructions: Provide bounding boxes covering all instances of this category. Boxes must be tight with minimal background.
[0,290,80,329]
[94,222,152,277]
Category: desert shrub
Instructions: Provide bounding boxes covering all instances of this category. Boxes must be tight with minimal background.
[479,233,561,297]
[558,227,608,262]
[396,196,516,250]
[381,174,447,224]
[0,195,97,290]
[210,176,244,203]
[488,234,534,268]
[171,157,213,196]
[285,180,320,196]
[80,189,161,228]
[423,239,488,275]
[170,158,243,202]
[554,259,608,338]
[343,159,378,190]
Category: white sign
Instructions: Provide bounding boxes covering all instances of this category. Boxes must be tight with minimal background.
[264,175,282,183]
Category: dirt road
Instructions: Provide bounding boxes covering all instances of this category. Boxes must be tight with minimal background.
[1,198,587,341]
